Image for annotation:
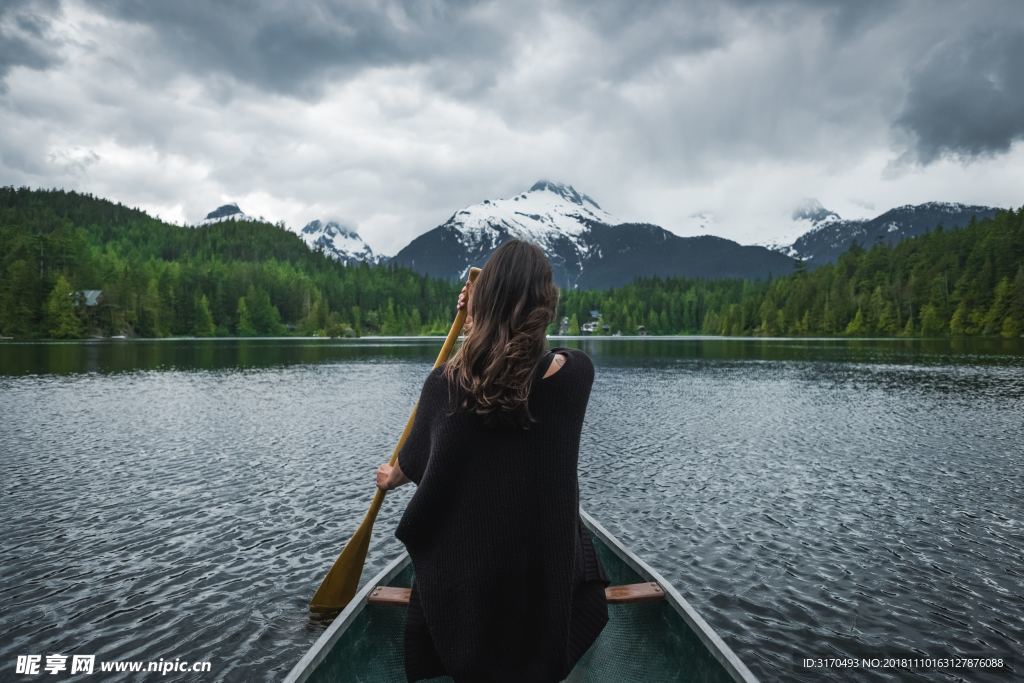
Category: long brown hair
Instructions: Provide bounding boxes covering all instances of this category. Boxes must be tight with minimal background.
[444,240,559,428]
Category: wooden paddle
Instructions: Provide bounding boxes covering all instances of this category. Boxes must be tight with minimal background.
[310,266,481,613]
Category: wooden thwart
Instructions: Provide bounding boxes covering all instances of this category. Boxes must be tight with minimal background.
[367,586,415,606]
[368,582,664,607]
[605,581,665,604]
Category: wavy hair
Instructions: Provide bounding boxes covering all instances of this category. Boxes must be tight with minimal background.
[444,240,559,428]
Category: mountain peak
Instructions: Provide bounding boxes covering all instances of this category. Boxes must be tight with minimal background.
[772,200,1000,265]
[301,219,359,239]
[529,180,601,210]
[791,198,839,224]
[299,219,375,265]
[204,203,245,221]
[197,202,259,226]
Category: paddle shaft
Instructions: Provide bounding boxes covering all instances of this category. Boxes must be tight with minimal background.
[362,293,471,519]
[310,267,479,611]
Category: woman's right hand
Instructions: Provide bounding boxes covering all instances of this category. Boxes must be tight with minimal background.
[457,277,473,332]
[457,278,472,311]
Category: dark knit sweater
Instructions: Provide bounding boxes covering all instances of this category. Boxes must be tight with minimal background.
[394,347,609,682]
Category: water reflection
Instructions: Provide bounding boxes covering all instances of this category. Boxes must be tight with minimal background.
[2,336,1023,376]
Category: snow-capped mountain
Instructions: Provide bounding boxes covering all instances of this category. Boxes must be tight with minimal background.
[758,199,844,257]
[194,203,379,265]
[193,192,998,284]
[393,180,613,285]
[299,219,377,265]
[197,203,260,226]
[766,200,1000,266]
[392,180,796,289]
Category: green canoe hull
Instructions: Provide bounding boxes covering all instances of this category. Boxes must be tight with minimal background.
[287,511,758,682]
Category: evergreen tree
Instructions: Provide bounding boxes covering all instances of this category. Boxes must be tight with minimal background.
[949,301,973,335]
[45,275,84,338]
[139,278,162,337]
[236,297,256,336]
[920,304,945,336]
[844,307,865,336]
[244,285,284,335]
[1005,266,1024,337]
[982,277,1011,335]
[1002,315,1021,338]
[1,259,41,337]
[193,294,216,337]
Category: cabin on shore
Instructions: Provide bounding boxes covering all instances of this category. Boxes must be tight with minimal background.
[72,290,113,332]
[74,290,103,307]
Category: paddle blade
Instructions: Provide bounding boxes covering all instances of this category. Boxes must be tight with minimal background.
[309,514,374,612]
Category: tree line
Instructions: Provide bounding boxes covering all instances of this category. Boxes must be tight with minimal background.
[0,187,460,339]
[556,207,1024,338]
[2,187,1021,340]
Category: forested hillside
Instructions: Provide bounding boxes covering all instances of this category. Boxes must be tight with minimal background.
[557,208,1024,338]
[0,187,459,338]
[2,187,1021,340]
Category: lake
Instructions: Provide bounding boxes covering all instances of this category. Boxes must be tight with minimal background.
[1,337,1022,681]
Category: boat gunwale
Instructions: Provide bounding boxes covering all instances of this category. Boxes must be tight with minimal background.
[580,509,759,683]
[283,552,412,683]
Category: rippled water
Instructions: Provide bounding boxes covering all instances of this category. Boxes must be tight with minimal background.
[1,337,1022,682]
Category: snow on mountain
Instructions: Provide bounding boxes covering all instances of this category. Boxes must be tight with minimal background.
[791,197,841,225]
[197,203,260,226]
[764,199,999,266]
[443,179,614,260]
[194,203,378,265]
[393,180,613,284]
[299,219,377,265]
[757,198,849,257]
[392,180,795,288]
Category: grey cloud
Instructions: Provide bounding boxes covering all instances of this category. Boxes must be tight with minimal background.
[47,147,101,176]
[896,25,1024,162]
[76,0,1024,170]
[2,0,1023,253]
[91,0,517,99]
[0,0,63,92]
[732,0,897,35]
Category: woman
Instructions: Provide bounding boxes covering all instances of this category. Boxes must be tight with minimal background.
[375,240,609,682]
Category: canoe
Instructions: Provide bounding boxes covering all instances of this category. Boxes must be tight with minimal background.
[286,510,758,682]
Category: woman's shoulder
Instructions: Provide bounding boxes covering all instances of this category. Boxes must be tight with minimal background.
[419,365,452,400]
[544,347,594,382]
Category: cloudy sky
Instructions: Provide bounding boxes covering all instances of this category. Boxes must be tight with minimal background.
[2,0,1022,254]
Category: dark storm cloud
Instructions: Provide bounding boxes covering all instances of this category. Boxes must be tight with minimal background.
[64,0,1024,165]
[91,0,514,99]
[3,0,1024,250]
[896,26,1024,163]
[725,0,894,38]
[0,0,62,92]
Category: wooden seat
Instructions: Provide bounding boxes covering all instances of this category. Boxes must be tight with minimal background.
[367,582,664,606]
